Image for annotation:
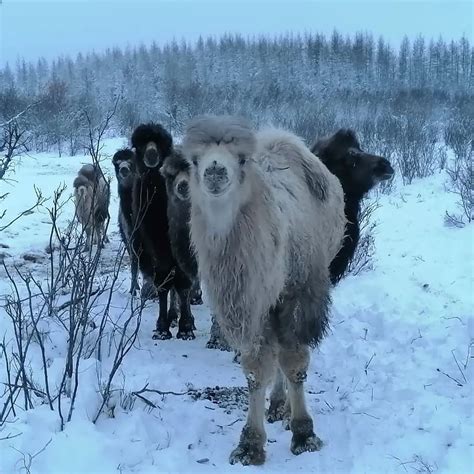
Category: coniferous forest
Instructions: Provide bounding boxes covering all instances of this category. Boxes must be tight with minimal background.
[1,31,473,185]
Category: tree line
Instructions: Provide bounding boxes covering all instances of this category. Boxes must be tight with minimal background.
[0,31,472,184]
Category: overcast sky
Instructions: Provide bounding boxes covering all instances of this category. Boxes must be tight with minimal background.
[0,0,472,67]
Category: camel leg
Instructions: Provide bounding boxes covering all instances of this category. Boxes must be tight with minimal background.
[140,274,158,301]
[229,344,276,466]
[92,223,99,246]
[267,367,290,425]
[176,288,195,340]
[206,315,232,351]
[168,288,179,328]
[128,235,141,295]
[278,344,323,455]
[102,222,110,244]
[101,224,109,245]
[190,279,203,305]
[84,227,92,251]
[129,253,140,296]
[97,223,105,248]
[153,288,172,340]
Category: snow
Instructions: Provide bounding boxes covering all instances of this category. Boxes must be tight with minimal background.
[0,141,473,474]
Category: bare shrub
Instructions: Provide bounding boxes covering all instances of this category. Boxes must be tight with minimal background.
[392,112,439,184]
[0,98,144,431]
[347,199,380,276]
[0,120,30,181]
[443,115,473,225]
[0,186,145,429]
[272,101,337,145]
[1,104,46,231]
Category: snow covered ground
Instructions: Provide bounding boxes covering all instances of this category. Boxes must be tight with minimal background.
[0,140,472,474]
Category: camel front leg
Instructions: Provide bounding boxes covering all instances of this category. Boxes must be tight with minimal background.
[229,344,276,466]
[176,288,196,340]
[152,288,172,340]
[84,226,92,251]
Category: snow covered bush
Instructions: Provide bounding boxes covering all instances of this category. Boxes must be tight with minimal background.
[0,179,145,432]
[444,114,473,226]
[391,111,439,184]
[347,199,379,277]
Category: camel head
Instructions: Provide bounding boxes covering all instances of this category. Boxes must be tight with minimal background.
[112,148,136,188]
[312,129,394,197]
[73,174,90,197]
[183,115,256,198]
[131,123,173,170]
[182,115,257,233]
[160,147,192,202]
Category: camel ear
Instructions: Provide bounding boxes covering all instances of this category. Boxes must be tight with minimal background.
[311,139,324,156]
[159,158,172,179]
[334,129,359,147]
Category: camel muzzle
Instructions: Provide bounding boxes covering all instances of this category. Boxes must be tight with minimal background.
[144,142,160,168]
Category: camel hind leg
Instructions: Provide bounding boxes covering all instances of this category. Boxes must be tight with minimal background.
[267,367,290,426]
[229,342,277,466]
[270,285,327,455]
[278,343,323,455]
[168,288,179,328]
[206,315,232,351]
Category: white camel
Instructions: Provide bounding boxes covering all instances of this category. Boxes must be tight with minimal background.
[182,115,346,465]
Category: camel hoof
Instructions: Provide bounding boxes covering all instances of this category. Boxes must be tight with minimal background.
[266,400,286,423]
[290,433,323,455]
[233,351,242,364]
[168,310,179,328]
[229,444,265,466]
[176,330,195,340]
[169,318,178,328]
[152,330,172,340]
[190,296,203,305]
[206,337,232,352]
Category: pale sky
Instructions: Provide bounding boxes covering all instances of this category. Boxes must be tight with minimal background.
[0,0,472,67]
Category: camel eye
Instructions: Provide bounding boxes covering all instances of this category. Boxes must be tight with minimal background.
[191,155,198,166]
[346,151,358,168]
[238,154,246,165]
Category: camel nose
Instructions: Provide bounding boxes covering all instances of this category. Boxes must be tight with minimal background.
[119,166,130,178]
[176,180,189,198]
[144,146,159,168]
[374,157,394,179]
[204,162,228,180]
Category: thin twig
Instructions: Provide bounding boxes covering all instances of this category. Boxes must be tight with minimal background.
[451,350,467,384]
[436,368,463,387]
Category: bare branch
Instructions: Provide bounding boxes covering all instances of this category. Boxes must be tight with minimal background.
[0,102,41,129]
[0,187,47,231]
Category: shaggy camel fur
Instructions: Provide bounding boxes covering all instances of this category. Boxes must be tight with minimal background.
[267,129,395,424]
[73,164,110,250]
[131,123,195,340]
[206,129,394,351]
[182,115,345,465]
[311,129,394,284]
[160,148,199,292]
[112,148,140,294]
